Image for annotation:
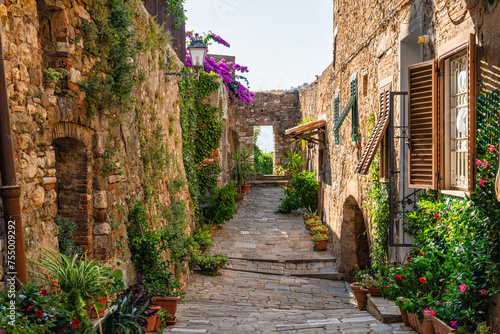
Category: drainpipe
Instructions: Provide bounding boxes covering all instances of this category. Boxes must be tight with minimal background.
[0,25,28,288]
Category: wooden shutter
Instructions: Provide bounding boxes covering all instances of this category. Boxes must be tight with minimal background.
[408,60,438,189]
[468,34,477,192]
[355,85,391,174]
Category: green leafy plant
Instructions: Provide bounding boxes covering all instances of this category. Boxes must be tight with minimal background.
[292,117,314,151]
[193,229,212,249]
[310,225,327,235]
[195,254,229,276]
[301,206,318,219]
[43,68,69,84]
[55,216,82,257]
[283,149,306,179]
[32,249,112,302]
[229,146,254,193]
[312,233,328,244]
[97,293,149,334]
[201,182,237,226]
[277,171,319,213]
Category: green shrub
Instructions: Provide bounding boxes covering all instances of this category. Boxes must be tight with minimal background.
[195,254,229,276]
[55,216,82,257]
[202,182,237,225]
[277,171,319,213]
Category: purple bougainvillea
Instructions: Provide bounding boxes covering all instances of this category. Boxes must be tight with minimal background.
[186,31,255,103]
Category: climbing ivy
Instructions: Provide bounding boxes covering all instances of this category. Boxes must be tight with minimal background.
[179,71,224,224]
[363,113,389,268]
[165,0,187,29]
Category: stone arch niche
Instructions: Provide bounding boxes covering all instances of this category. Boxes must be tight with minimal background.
[52,123,94,254]
[340,196,370,275]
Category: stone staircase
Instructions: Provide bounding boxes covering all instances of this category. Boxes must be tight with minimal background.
[248,174,289,187]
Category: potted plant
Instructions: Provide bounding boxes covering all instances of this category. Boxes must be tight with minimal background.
[229,146,254,197]
[194,228,212,252]
[43,68,69,95]
[350,265,368,310]
[301,206,318,222]
[195,254,230,276]
[145,271,182,325]
[305,219,321,231]
[312,233,328,251]
[283,149,307,186]
[310,225,328,235]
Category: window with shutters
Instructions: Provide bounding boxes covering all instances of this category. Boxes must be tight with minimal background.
[407,34,476,193]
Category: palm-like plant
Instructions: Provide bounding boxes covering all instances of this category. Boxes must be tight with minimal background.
[229,146,254,192]
[98,293,149,334]
[283,149,307,179]
[33,248,112,299]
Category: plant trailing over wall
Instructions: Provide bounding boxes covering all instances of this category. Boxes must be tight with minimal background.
[166,0,187,29]
[363,113,389,268]
[186,31,255,103]
[55,216,82,257]
[79,0,139,116]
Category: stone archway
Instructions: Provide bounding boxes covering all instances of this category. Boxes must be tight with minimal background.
[52,123,94,254]
[340,196,370,274]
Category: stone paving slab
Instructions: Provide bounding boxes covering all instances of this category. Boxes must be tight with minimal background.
[165,188,415,333]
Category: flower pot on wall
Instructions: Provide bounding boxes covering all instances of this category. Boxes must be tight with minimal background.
[236,190,247,202]
[313,239,328,251]
[367,287,382,297]
[408,312,435,334]
[350,283,367,310]
[431,316,453,334]
[152,296,181,325]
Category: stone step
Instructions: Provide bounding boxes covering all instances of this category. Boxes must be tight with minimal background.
[248,180,289,187]
[366,296,403,324]
[254,174,289,181]
[226,258,341,280]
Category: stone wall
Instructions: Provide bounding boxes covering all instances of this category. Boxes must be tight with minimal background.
[0,0,215,288]
[230,91,301,168]
[299,0,500,278]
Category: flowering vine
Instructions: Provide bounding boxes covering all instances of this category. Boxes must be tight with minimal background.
[186,31,255,103]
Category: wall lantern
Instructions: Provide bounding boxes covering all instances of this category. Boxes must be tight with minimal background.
[165,33,207,77]
[188,33,208,68]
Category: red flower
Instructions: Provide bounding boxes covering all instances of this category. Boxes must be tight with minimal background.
[35,310,43,318]
[403,298,407,303]
[395,275,402,281]
[40,289,48,297]
[434,214,440,219]
[419,277,427,284]
[26,306,33,312]
[385,286,390,289]
[71,318,81,328]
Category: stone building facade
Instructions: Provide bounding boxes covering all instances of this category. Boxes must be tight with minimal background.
[230,91,302,168]
[0,0,229,287]
[300,0,500,277]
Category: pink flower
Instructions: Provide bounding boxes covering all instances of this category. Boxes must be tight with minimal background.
[424,308,436,316]
[482,161,488,168]
[450,321,458,328]
[459,284,467,292]
[489,145,495,153]
[479,178,486,186]
[479,289,487,296]
[476,159,483,166]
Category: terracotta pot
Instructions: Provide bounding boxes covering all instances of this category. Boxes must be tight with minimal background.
[285,183,294,191]
[350,283,367,310]
[45,83,55,95]
[307,223,320,232]
[236,190,247,202]
[399,306,410,326]
[210,226,216,236]
[431,316,453,334]
[313,239,328,251]
[152,296,181,325]
[367,286,382,297]
[360,286,369,295]
[144,305,161,332]
[408,312,435,334]
[216,223,223,230]
[90,296,108,318]
[241,184,251,193]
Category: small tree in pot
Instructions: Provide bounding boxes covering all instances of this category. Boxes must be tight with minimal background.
[229,146,254,194]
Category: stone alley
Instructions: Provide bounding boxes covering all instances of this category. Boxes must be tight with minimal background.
[168,188,416,334]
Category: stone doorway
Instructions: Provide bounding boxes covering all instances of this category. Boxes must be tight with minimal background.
[253,126,274,174]
[53,138,93,254]
[340,196,370,274]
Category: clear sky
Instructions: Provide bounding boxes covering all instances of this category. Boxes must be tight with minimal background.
[185,0,334,92]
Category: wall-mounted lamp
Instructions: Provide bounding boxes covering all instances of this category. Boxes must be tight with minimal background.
[166,33,208,77]
[418,35,431,44]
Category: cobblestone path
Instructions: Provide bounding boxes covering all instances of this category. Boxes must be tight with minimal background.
[166,187,415,333]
